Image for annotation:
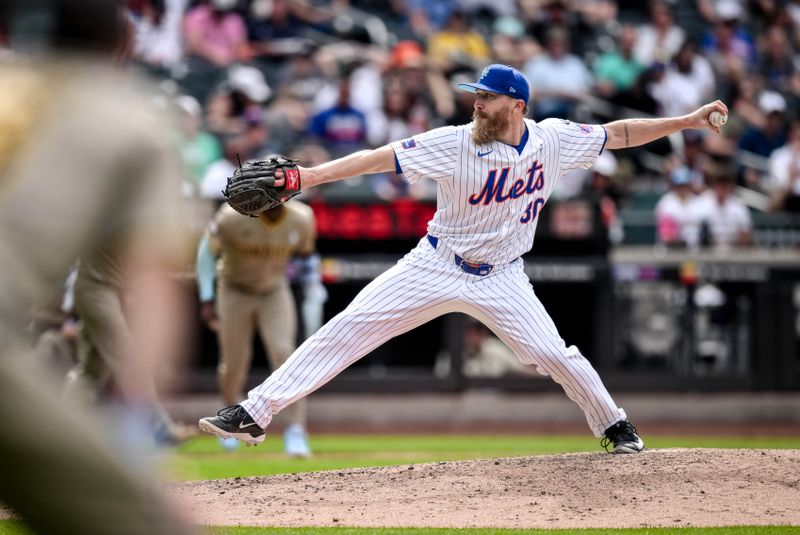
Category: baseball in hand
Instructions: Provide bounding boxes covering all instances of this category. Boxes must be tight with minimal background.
[709,111,728,128]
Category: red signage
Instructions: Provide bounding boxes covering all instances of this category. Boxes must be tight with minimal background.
[310,199,436,240]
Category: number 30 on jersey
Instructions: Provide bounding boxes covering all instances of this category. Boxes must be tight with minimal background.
[520,198,545,224]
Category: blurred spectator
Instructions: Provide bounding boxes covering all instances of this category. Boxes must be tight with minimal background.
[176,94,222,193]
[593,24,646,99]
[572,0,618,26]
[523,0,597,57]
[585,151,625,244]
[241,0,331,81]
[787,1,800,41]
[181,0,247,102]
[128,0,187,75]
[392,3,436,43]
[609,65,660,115]
[490,16,539,70]
[265,89,313,153]
[384,40,454,121]
[524,26,593,120]
[245,0,305,58]
[366,82,429,147]
[200,136,249,200]
[245,111,277,156]
[129,0,187,74]
[656,166,702,248]
[347,0,416,41]
[247,0,303,42]
[274,51,328,104]
[697,0,745,23]
[758,25,796,93]
[738,90,787,190]
[700,1,756,90]
[634,0,685,66]
[347,59,386,116]
[206,64,271,136]
[728,77,766,133]
[406,0,458,31]
[675,129,711,192]
[768,119,800,212]
[650,41,715,118]
[426,9,490,73]
[308,76,368,155]
[696,169,753,247]
[183,0,247,68]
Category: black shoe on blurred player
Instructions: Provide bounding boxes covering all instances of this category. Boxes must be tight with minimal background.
[601,420,644,454]
[199,405,265,446]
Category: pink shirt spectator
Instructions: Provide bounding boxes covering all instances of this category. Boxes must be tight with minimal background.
[183,5,246,66]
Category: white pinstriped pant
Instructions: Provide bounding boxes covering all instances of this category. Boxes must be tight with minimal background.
[242,237,626,437]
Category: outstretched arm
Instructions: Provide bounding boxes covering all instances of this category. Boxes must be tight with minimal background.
[603,100,729,150]
[298,144,396,188]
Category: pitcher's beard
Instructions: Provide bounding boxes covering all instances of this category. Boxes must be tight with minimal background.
[472,110,510,145]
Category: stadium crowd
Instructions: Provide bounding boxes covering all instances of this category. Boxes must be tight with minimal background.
[107,0,800,247]
[1,0,799,246]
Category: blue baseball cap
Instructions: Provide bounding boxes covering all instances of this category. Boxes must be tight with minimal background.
[457,64,530,104]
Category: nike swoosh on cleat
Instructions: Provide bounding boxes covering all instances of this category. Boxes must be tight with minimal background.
[478,150,493,157]
[239,421,259,429]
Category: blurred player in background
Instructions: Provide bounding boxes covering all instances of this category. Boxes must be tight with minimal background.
[0,0,195,533]
[63,220,196,445]
[196,200,324,456]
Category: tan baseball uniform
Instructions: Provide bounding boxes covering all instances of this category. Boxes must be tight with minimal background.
[0,59,193,535]
[207,201,316,426]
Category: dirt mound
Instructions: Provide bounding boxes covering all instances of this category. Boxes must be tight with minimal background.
[171,448,800,529]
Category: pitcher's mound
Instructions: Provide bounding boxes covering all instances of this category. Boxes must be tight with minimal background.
[172,448,800,529]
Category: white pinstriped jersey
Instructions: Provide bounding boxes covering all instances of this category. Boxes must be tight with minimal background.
[391,118,607,264]
[239,119,630,441]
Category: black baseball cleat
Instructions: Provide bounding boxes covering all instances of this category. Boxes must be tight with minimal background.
[198,405,265,446]
[601,420,644,454]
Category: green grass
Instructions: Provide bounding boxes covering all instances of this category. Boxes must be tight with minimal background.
[3,521,800,534]
[167,434,800,481]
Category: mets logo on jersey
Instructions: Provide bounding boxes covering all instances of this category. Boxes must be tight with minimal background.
[577,123,593,134]
[400,138,416,150]
[469,162,547,224]
[469,161,545,206]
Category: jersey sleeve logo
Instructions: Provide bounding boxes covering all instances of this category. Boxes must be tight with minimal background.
[401,138,417,150]
[577,123,593,134]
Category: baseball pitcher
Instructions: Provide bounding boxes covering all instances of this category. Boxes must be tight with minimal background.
[199,64,729,454]
[196,200,324,456]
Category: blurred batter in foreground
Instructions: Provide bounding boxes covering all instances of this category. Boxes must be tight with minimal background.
[0,0,195,533]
